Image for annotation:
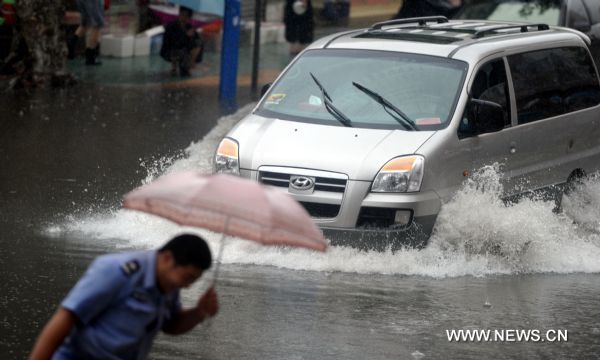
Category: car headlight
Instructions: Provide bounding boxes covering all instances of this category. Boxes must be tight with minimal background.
[214,138,240,175]
[371,155,424,193]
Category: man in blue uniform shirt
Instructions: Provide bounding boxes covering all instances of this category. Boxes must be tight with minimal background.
[29,234,218,360]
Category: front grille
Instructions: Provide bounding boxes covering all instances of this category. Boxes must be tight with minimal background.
[259,171,289,187]
[259,171,347,193]
[299,202,340,218]
[259,169,346,219]
[315,177,346,193]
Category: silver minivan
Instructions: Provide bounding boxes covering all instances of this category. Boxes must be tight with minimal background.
[215,17,600,248]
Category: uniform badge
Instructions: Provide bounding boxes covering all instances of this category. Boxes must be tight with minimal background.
[120,260,140,276]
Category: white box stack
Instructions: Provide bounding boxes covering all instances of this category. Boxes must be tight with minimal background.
[100,34,116,57]
[112,35,135,58]
[134,34,150,57]
[99,34,135,57]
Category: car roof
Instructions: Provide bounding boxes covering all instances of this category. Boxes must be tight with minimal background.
[308,17,590,64]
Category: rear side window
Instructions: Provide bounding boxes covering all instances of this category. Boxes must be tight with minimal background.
[508,47,600,124]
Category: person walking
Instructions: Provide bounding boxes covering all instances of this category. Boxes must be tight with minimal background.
[29,234,219,360]
[67,0,106,65]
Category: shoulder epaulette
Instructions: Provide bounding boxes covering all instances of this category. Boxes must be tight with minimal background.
[120,260,140,276]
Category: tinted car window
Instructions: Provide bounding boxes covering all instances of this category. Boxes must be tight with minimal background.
[460,59,510,136]
[556,47,600,112]
[470,59,511,126]
[508,47,600,124]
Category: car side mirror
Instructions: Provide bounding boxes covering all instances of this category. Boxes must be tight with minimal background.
[261,83,271,97]
[471,98,505,134]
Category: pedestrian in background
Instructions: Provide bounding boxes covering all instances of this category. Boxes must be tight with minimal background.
[67,0,106,65]
[284,0,314,56]
[29,234,219,360]
[160,6,203,77]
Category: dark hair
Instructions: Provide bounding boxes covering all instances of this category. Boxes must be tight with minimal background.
[179,6,193,17]
[159,234,212,270]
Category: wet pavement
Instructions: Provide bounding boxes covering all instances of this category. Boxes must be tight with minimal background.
[2,38,600,360]
[0,80,252,358]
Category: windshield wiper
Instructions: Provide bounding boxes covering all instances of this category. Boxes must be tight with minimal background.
[310,73,352,127]
[352,81,418,131]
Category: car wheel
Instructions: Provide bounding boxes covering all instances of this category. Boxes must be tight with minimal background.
[555,170,586,214]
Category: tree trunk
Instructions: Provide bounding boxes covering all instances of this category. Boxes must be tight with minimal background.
[12,0,75,88]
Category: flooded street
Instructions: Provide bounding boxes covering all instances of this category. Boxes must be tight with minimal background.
[2,84,600,359]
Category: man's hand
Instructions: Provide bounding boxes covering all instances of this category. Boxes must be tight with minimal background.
[195,287,218,319]
[163,287,219,335]
[187,28,195,37]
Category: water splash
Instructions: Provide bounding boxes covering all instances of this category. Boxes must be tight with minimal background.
[44,105,600,278]
[561,172,600,233]
[138,102,257,185]
[427,165,600,275]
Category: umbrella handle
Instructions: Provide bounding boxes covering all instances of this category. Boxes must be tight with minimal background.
[211,216,229,286]
[204,217,228,328]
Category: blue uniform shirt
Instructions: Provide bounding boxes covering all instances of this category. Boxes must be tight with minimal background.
[53,250,181,360]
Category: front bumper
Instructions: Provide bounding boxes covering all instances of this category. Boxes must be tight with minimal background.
[242,168,442,249]
[322,214,438,250]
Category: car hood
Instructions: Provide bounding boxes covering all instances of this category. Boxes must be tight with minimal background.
[228,114,436,181]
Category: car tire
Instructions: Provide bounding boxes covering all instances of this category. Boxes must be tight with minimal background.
[555,170,586,214]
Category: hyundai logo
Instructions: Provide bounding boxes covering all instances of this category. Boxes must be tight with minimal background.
[290,175,315,191]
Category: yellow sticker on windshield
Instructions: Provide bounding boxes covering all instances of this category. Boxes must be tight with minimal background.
[265,93,286,105]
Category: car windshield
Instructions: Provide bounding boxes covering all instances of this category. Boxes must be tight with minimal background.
[455,0,561,25]
[256,49,468,130]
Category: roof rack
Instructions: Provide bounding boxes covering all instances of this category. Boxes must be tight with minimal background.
[474,24,549,38]
[370,16,448,31]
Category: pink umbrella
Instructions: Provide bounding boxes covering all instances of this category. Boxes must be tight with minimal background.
[123,172,327,255]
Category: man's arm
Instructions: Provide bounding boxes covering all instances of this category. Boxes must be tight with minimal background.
[29,308,77,360]
[29,256,127,359]
[163,287,218,335]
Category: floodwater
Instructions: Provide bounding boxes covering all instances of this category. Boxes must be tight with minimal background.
[1,84,600,360]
